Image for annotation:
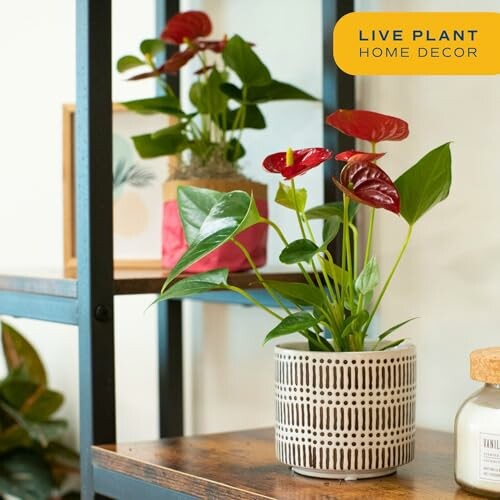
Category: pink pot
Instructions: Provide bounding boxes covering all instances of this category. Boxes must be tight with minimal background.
[162,179,268,273]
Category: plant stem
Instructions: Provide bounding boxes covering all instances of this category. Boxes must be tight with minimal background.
[363,224,414,336]
[224,285,283,320]
[350,223,359,279]
[231,238,293,315]
[291,179,307,238]
[259,218,316,289]
[343,195,354,311]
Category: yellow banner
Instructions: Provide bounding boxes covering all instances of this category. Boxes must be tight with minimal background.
[333,12,500,75]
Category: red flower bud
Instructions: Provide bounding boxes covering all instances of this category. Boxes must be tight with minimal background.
[333,161,400,214]
[161,11,212,44]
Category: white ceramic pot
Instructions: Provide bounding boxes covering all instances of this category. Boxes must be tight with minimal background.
[274,342,416,479]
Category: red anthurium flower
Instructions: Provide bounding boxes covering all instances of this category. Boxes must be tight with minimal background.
[333,161,400,214]
[326,109,409,143]
[161,11,212,44]
[263,148,332,180]
[335,150,385,163]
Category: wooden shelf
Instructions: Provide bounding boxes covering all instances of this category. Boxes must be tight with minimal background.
[0,267,308,298]
[93,427,473,499]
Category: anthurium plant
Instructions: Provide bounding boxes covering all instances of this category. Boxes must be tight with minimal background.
[157,109,452,352]
[117,10,316,179]
[0,322,79,498]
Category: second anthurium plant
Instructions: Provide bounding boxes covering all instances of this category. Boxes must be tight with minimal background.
[158,108,452,353]
[117,10,316,179]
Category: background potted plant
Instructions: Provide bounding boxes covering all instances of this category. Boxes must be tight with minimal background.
[118,10,317,272]
[154,108,452,479]
[0,322,79,498]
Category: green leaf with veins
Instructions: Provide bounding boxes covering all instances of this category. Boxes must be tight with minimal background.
[263,312,320,344]
[355,257,380,296]
[279,239,319,265]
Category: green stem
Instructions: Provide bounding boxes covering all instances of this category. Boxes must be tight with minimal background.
[231,238,293,315]
[259,218,316,289]
[350,223,359,279]
[363,224,414,336]
[291,179,307,239]
[224,285,283,320]
[343,195,354,311]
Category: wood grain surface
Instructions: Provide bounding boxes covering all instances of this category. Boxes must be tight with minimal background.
[93,427,477,499]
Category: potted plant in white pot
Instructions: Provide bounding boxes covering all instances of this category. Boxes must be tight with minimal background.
[117,10,317,272]
[156,109,452,479]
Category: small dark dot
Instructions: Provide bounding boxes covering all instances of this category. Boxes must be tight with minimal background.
[376,360,381,364]
[328,441,333,446]
[320,359,324,363]
[343,360,348,365]
[343,433,348,438]
[335,433,340,438]
[343,442,348,446]
[327,359,332,364]
[361,442,365,446]
[335,441,341,446]
[335,360,340,364]
[361,360,365,365]
[343,392,348,397]
[361,433,365,438]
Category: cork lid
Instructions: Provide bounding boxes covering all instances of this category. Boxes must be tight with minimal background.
[470,348,500,384]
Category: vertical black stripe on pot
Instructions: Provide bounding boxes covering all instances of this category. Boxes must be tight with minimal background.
[398,363,402,387]
[326,447,330,469]
[319,406,324,430]
[347,407,352,431]
[307,404,311,427]
[305,361,309,386]
[340,364,344,389]
[375,447,379,469]
[368,407,372,430]
[398,402,402,428]
[340,407,345,429]
[339,448,344,470]
[326,364,330,388]
[387,363,392,388]
[354,407,359,431]
[354,448,358,469]
[309,445,316,468]
[361,448,365,469]
[312,363,317,388]
[381,447,386,468]
[313,403,317,429]
[333,407,337,431]
[301,402,305,428]
[347,366,352,390]
[292,442,296,464]
[319,446,324,469]
[333,365,337,389]
[368,448,373,469]
[387,446,391,468]
[368,365,373,390]
[361,407,366,431]
[361,365,366,389]
[375,407,379,430]
[381,406,385,431]
[319,364,323,389]
[381,364,385,389]
[375,365,379,389]
[347,448,352,470]
[354,365,359,389]
[333,447,338,469]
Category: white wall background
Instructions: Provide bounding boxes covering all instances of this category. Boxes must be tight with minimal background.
[0,0,498,451]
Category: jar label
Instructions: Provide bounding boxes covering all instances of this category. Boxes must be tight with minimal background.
[480,433,500,482]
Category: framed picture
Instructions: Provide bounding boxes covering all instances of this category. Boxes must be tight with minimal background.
[63,103,170,272]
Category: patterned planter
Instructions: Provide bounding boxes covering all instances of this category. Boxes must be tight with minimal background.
[162,178,268,272]
[275,342,416,479]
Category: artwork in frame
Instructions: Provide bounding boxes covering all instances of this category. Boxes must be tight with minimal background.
[62,103,170,272]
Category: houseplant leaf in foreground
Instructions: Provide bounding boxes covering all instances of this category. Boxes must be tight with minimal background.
[263,312,320,344]
[164,190,260,287]
[395,143,452,225]
[158,269,228,300]
[177,186,224,245]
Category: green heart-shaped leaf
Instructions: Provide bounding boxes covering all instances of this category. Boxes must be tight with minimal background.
[116,55,147,73]
[122,95,183,116]
[395,143,452,225]
[222,35,271,87]
[164,191,260,287]
[264,312,320,344]
[140,38,165,57]
[132,132,188,158]
[266,281,325,309]
[279,239,319,265]
[158,269,229,301]
[177,186,225,245]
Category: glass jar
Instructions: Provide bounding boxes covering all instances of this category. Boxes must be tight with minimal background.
[455,348,500,497]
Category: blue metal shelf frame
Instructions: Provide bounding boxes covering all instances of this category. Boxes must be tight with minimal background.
[75,0,115,498]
